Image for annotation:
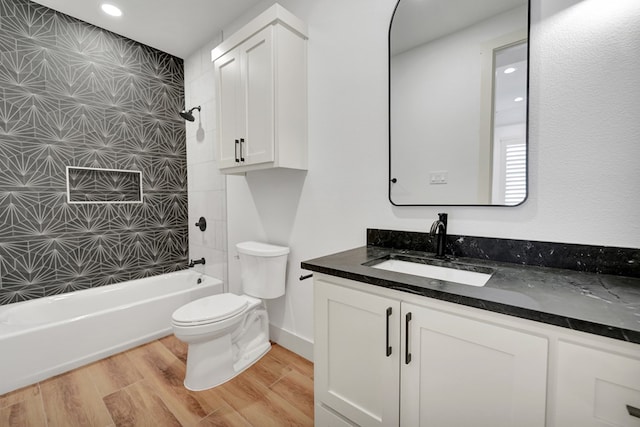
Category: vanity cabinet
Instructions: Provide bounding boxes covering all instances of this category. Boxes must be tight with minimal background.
[315,279,400,426]
[401,301,547,427]
[211,4,307,174]
[554,340,640,426]
[314,276,548,427]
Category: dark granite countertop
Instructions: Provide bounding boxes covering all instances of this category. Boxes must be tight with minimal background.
[301,245,640,344]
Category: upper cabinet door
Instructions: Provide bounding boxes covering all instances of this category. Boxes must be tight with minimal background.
[240,26,275,167]
[401,302,548,427]
[214,28,274,170]
[214,48,242,169]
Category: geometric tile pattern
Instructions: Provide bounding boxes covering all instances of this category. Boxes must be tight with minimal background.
[0,0,187,305]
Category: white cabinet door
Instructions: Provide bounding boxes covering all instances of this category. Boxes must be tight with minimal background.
[214,26,274,170]
[240,26,274,166]
[555,340,640,427]
[214,48,242,169]
[400,302,548,427]
[316,403,359,427]
[315,279,401,427]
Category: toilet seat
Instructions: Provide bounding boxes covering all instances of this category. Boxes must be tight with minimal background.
[172,294,248,327]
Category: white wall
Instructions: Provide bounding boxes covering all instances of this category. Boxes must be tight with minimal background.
[186,0,640,358]
[184,33,229,285]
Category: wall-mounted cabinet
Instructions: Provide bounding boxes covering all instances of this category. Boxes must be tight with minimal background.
[211,4,308,174]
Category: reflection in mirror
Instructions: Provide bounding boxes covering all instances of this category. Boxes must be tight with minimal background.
[389,0,529,206]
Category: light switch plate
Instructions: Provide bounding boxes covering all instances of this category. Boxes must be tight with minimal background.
[429,171,448,184]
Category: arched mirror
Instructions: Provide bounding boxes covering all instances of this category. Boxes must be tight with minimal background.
[389,0,530,206]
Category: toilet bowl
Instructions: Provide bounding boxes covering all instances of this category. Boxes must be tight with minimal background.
[171,241,289,391]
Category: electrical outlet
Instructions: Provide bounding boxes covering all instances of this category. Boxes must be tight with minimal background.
[429,171,448,184]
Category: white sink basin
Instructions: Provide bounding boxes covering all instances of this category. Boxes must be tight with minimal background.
[371,259,492,287]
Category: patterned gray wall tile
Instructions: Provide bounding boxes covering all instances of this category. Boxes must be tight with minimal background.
[0,0,188,305]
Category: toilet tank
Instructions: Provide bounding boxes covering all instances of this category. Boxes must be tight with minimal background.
[236,241,290,299]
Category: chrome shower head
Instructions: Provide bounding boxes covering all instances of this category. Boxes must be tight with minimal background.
[179,106,201,122]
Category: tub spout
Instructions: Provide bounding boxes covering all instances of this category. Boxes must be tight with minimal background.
[188,258,206,267]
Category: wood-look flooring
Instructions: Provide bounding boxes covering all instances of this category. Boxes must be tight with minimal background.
[0,336,314,426]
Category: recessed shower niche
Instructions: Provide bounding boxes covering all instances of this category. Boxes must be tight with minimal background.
[66,166,143,204]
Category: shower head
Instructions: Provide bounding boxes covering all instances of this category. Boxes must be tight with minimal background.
[179,106,201,122]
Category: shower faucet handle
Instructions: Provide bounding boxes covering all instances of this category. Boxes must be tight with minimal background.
[195,217,207,231]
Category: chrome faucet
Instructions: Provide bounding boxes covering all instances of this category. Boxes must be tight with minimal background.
[430,213,448,258]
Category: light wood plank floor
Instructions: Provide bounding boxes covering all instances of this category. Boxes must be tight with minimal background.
[0,336,314,426]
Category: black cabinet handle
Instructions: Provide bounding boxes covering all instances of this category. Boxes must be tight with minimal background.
[386,307,392,357]
[628,405,640,419]
[240,138,245,162]
[405,312,412,365]
[235,139,240,162]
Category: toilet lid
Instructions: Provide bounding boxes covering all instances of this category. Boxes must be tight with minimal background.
[172,294,249,325]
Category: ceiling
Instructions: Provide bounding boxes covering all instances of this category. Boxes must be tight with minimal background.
[30,0,264,59]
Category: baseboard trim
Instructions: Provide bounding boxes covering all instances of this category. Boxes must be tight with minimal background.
[269,324,314,361]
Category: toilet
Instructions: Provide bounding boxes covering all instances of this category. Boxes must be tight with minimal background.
[171,241,289,391]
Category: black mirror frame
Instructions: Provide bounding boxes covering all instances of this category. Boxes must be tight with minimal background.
[388,0,531,207]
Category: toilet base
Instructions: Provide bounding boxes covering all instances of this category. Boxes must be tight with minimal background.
[183,338,271,391]
[180,302,271,391]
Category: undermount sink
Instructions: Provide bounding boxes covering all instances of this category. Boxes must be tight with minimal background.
[368,257,493,287]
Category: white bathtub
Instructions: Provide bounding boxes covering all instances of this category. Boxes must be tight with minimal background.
[0,270,222,395]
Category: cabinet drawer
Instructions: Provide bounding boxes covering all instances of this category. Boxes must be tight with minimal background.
[555,340,640,426]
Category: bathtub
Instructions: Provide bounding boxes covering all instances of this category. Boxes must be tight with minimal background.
[0,270,222,395]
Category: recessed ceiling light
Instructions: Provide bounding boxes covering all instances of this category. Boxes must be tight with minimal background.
[514,96,524,102]
[101,3,122,17]
[504,67,517,74]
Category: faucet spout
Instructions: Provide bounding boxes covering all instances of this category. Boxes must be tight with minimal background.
[188,257,206,267]
[430,213,448,258]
